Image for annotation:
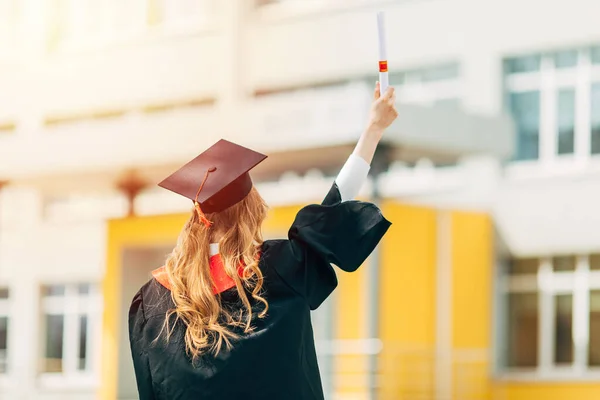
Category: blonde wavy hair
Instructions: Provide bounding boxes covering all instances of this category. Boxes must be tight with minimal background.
[161,187,269,359]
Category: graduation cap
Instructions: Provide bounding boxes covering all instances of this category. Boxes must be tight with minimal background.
[158,139,268,226]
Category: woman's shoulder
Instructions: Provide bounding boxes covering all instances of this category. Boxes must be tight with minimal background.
[129,277,174,322]
[258,240,299,278]
[260,239,287,254]
[259,239,298,269]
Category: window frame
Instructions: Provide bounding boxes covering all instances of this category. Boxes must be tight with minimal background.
[55,0,148,52]
[0,285,9,388]
[54,0,215,53]
[147,0,212,33]
[497,255,600,380]
[38,282,102,390]
[255,0,419,22]
[505,47,600,175]
[0,0,18,60]
[370,63,462,107]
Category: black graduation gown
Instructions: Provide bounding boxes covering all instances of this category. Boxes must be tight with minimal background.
[128,183,391,400]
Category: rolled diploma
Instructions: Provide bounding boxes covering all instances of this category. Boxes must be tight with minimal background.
[377,12,389,95]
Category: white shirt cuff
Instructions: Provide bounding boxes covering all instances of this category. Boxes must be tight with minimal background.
[334,153,371,202]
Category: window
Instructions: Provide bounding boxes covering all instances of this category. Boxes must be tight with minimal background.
[501,255,600,375]
[255,0,305,6]
[0,1,18,57]
[591,84,600,154]
[257,62,461,107]
[557,89,575,155]
[505,45,600,162]
[509,91,540,160]
[0,287,9,375]
[590,290,600,366]
[591,46,600,65]
[54,0,147,50]
[506,55,541,74]
[40,283,101,385]
[555,294,573,364]
[148,0,210,29]
[57,0,111,42]
[379,63,461,107]
[507,292,538,367]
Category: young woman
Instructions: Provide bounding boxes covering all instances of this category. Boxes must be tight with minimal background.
[129,83,398,399]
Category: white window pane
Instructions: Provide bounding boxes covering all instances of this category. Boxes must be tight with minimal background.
[40,283,99,375]
[77,283,91,295]
[86,2,110,36]
[388,72,406,85]
[553,255,576,272]
[0,316,7,374]
[507,292,538,367]
[590,290,600,366]
[420,64,459,83]
[591,46,600,65]
[62,0,90,38]
[112,0,144,32]
[509,258,538,275]
[510,91,540,161]
[557,89,575,155]
[591,84,600,155]
[153,0,205,25]
[42,284,65,297]
[44,315,64,373]
[434,98,461,110]
[506,55,542,74]
[0,0,18,39]
[591,254,600,271]
[174,0,204,15]
[78,315,88,371]
[256,0,295,5]
[554,294,573,365]
[553,50,578,69]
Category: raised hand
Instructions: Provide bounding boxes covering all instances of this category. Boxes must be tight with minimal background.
[367,81,398,140]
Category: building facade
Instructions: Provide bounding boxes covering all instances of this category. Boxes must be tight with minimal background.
[0,0,599,399]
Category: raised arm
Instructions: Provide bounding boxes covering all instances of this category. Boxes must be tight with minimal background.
[334,82,398,201]
[275,83,397,309]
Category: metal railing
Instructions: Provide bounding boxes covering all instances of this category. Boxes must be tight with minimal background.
[316,341,499,400]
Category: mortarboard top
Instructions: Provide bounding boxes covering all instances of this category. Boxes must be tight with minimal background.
[158,139,267,214]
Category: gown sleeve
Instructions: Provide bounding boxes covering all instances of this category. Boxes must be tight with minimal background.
[128,290,157,400]
[274,182,391,310]
[335,153,371,201]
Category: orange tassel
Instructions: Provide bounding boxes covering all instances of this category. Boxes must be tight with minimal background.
[194,201,213,228]
[193,168,215,228]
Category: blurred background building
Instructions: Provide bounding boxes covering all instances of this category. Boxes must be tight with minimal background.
[0,0,599,399]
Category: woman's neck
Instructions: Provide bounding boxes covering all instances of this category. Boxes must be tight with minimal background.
[209,231,224,256]
[209,243,219,256]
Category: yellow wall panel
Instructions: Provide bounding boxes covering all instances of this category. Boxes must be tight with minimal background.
[380,202,437,344]
[450,211,493,400]
[496,383,600,400]
[379,202,437,400]
[333,260,369,397]
[451,211,493,349]
[262,204,303,236]
[335,262,367,339]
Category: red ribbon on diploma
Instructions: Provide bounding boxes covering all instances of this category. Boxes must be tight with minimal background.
[379,60,388,73]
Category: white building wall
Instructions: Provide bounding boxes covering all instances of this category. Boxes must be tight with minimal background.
[1,0,600,398]
[0,187,106,399]
[250,0,600,109]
